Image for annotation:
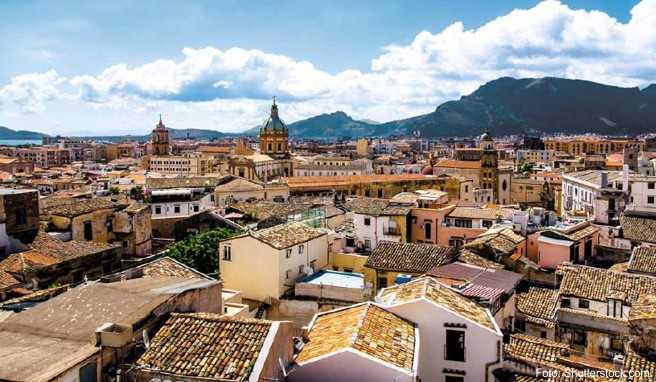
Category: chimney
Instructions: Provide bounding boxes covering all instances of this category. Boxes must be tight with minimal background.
[600,172,608,189]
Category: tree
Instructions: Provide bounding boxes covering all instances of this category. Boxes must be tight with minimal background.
[166,228,238,275]
[130,186,145,201]
[108,186,120,195]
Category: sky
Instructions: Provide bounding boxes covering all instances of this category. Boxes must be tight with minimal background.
[0,0,653,136]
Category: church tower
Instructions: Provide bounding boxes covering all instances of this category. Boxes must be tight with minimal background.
[151,115,170,156]
[259,97,289,159]
[479,127,499,201]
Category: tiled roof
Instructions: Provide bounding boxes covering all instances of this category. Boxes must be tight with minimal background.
[556,264,656,305]
[0,270,19,290]
[229,201,318,221]
[250,222,326,250]
[286,173,437,189]
[465,228,524,255]
[0,232,119,274]
[365,241,455,273]
[447,206,515,220]
[628,246,656,275]
[426,262,523,294]
[456,248,505,270]
[139,257,211,279]
[435,159,481,169]
[378,276,497,332]
[297,303,416,371]
[628,293,656,321]
[623,351,656,382]
[345,197,411,216]
[516,287,559,328]
[215,177,263,192]
[504,334,570,372]
[42,196,129,217]
[146,176,219,189]
[543,224,598,242]
[620,213,656,244]
[137,313,273,380]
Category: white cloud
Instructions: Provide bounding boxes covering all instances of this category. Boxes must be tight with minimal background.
[0,70,65,113]
[2,0,656,132]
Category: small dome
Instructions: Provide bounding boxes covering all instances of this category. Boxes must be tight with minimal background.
[262,98,287,132]
[480,127,492,141]
[422,166,434,175]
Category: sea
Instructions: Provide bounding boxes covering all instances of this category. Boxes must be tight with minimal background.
[0,139,42,146]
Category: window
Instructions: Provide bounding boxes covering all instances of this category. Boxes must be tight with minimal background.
[285,269,291,280]
[377,272,388,289]
[445,329,465,362]
[611,337,623,352]
[174,204,181,213]
[364,217,371,226]
[649,196,655,204]
[377,189,383,198]
[364,189,370,197]
[649,182,655,190]
[482,220,493,228]
[445,376,464,382]
[578,299,589,309]
[364,239,371,250]
[193,204,199,212]
[122,240,128,248]
[541,331,547,339]
[298,244,304,254]
[454,219,472,228]
[561,298,571,308]
[83,221,93,241]
[106,217,113,232]
[286,249,292,258]
[515,318,526,332]
[608,299,623,318]
[222,246,232,261]
[79,362,97,382]
[155,206,161,215]
[424,222,432,240]
[572,330,586,346]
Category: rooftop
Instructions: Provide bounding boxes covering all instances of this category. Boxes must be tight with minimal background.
[136,313,275,380]
[301,270,364,289]
[378,276,498,332]
[447,206,515,220]
[556,263,656,305]
[297,303,416,371]
[435,159,482,170]
[250,222,326,250]
[427,262,523,295]
[621,212,656,244]
[42,196,129,217]
[628,246,656,275]
[345,197,411,216]
[285,173,438,189]
[515,287,559,328]
[365,241,455,273]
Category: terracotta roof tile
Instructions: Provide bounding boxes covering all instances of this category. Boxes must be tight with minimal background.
[447,206,515,220]
[628,246,656,275]
[365,241,455,273]
[556,264,656,305]
[297,303,416,371]
[516,287,559,328]
[620,213,656,244]
[456,249,505,270]
[42,196,129,217]
[435,159,481,170]
[250,222,326,250]
[137,313,274,380]
[378,276,497,332]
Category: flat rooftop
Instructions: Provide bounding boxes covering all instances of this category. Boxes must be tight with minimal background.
[301,270,364,289]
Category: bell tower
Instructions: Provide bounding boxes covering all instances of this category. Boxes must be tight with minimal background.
[151,114,170,156]
[479,127,499,201]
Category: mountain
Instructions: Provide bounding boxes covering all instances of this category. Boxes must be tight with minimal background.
[0,126,45,140]
[287,111,398,138]
[379,77,656,138]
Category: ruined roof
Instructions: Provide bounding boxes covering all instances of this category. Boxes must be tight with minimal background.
[297,303,416,371]
[465,227,525,255]
[628,246,656,275]
[365,241,455,273]
[628,293,656,322]
[556,263,656,305]
[620,212,656,244]
[345,197,411,216]
[378,276,498,332]
[516,287,559,328]
[42,196,129,217]
[250,222,326,250]
[0,232,119,274]
[136,313,274,380]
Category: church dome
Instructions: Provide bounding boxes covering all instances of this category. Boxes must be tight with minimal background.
[480,127,493,141]
[262,98,287,132]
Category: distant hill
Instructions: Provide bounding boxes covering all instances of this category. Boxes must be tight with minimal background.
[0,126,45,140]
[377,77,656,138]
[242,77,656,139]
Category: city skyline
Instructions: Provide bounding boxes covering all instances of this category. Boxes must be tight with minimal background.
[0,0,653,136]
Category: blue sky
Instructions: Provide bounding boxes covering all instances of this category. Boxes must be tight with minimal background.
[0,0,652,135]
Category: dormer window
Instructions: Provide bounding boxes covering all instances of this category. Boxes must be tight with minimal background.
[607,299,623,318]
